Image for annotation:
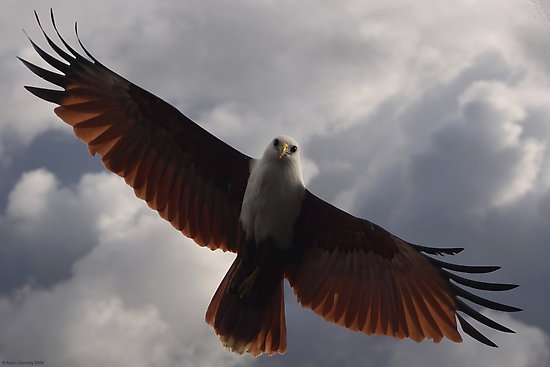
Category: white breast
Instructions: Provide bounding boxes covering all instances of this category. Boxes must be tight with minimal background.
[239,158,305,249]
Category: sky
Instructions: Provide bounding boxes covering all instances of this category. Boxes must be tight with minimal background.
[1,0,550,366]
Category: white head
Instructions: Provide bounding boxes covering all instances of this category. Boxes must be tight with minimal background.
[262,135,301,161]
[255,135,304,186]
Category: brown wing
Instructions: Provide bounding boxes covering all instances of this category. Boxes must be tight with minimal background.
[20,11,251,252]
[286,190,521,347]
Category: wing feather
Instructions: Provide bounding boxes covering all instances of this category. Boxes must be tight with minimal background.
[342,254,360,326]
[287,190,519,346]
[355,259,372,333]
[397,271,425,342]
[22,11,252,252]
[145,147,169,203]
[164,163,185,223]
[150,150,176,212]
[385,269,405,338]
[187,169,202,240]
[392,271,415,339]
[367,255,381,335]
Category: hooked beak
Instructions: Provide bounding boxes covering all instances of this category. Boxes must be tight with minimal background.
[278,143,289,158]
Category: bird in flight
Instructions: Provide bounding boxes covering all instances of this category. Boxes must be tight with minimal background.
[21,10,521,356]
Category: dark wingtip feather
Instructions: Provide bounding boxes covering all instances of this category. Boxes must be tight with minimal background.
[23,32,70,74]
[50,8,89,63]
[456,299,515,333]
[411,243,464,256]
[34,9,75,63]
[33,10,47,40]
[451,284,522,312]
[457,314,498,348]
[24,86,64,104]
[50,9,73,55]
[74,21,101,65]
[429,257,500,274]
[18,57,67,88]
[421,249,521,344]
[442,269,519,292]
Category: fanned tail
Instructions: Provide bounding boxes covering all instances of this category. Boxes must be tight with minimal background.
[205,257,287,356]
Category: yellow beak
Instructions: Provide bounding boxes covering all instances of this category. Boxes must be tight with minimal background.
[278,143,289,158]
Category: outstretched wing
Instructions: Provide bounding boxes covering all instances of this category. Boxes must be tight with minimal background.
[20,11,252,252]
[286,190,520,347]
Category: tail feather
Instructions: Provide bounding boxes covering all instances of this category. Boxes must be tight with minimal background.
[205,258,287,356]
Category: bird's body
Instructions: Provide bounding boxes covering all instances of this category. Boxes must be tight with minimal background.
[21,10,521,357]
[240,136,305,249]
[207,136,306,354]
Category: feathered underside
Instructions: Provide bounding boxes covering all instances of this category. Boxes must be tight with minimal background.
[20,10,253,253]
[287,190,521,348]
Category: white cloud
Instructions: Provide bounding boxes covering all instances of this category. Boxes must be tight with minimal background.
[6,168,59,222]
[63,298,177,367]
[0,169,152,291]
[0,169,244,366]
[532,0,550,24]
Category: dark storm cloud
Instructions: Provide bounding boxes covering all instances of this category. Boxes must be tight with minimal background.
[0,170,101,294]
[305,39,550,336]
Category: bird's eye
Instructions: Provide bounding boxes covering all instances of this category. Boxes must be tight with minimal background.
[273,138,279,147]
[290,145,298,153]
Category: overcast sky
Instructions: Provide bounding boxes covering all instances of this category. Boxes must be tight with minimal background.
[1,0,550,366]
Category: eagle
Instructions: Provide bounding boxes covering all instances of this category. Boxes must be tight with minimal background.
[20,10,520,356]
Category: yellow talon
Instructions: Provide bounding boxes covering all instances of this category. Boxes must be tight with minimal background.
[239,268,260,299]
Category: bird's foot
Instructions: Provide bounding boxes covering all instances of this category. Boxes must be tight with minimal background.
[238,267,260,299]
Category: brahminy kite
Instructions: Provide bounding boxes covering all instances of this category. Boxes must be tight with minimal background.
[20,10,520,356]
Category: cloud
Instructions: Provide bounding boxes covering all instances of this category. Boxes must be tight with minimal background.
[0,57,62,167]
[299,22,550,336]
[1,1,550,366]
[0,169,244,366]
[0,169,96,292]
[532,0,550,24]
[404,78,545,226]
